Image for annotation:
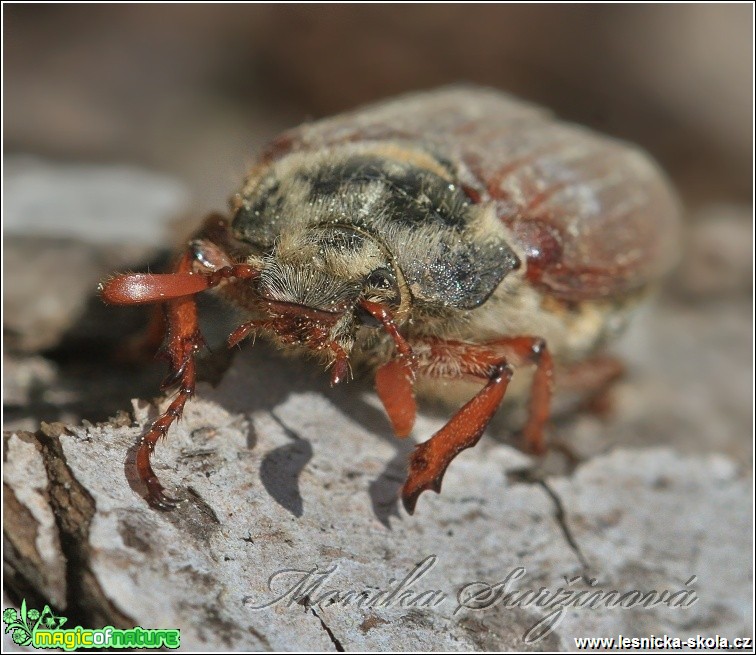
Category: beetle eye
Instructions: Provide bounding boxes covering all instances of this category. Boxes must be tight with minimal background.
[365,267,396,291]
[360,267,400,319]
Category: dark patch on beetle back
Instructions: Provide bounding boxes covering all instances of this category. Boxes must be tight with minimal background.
[303,155,471,231]
[232,176,283,248]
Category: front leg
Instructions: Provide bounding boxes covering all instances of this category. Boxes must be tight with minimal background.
[136,250,203,509]
[101,215,259,508]
[124,258,258,508]
[385,337,554,514]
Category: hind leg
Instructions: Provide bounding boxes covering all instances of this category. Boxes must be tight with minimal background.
[556,355,624,416]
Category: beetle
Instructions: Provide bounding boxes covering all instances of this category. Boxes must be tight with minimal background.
[100,86,681,514]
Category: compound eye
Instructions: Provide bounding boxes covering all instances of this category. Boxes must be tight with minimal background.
[365,267,396,291]
[360,267,400,320]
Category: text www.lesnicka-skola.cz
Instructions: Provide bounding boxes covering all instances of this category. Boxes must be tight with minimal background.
[574,635,752,650]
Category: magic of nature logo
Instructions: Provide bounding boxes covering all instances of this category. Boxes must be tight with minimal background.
[3,599,180,651]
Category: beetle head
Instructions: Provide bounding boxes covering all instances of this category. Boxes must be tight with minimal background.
[245,224,411,382]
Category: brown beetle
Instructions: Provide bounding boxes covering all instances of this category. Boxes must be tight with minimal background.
[100,86,681,513]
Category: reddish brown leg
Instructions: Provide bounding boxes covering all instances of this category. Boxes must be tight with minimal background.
[356,300,555,513]
[395,336,554,514]
[360,300,418,438]
[327,342,351,386]
[524,342,553,455]
[486,337,554,455]
[227,320,266,349]
[403,361,513,513]
[113,217,238,364]
[133,251,202,508]
[228,319,351,387]
[128,252,258,509]
[375,360,417,437]
[101,225,259,508]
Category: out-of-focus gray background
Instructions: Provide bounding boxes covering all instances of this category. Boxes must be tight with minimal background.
[5,4,752,210]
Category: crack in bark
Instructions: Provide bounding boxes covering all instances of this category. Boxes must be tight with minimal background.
[310,607,345,652]
[538,480,591,572]
[30,422,135,629]
[506,468,591,572]
[2,482,61,612]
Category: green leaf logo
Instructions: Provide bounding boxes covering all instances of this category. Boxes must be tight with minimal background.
[3,600,67,646]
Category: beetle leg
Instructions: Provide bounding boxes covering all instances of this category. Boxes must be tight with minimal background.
[119,232,238,360]
[227,320,268,349]
[133,268,262,509]
[135,250,202,509]
[398,336,554,513]
[375,359,417,437]
[483,337,554,455]
[99,215,260,509]
[359,300,418,437]
[327,342,351,386]
[403,366,513,514]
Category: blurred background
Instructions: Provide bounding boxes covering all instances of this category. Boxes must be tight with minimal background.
[5,4,752,210]
[3,4,753,456]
